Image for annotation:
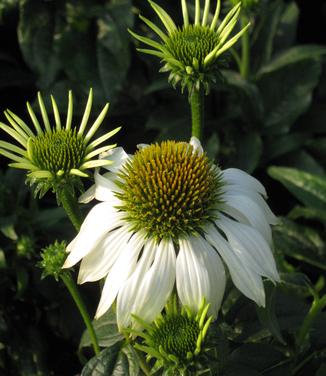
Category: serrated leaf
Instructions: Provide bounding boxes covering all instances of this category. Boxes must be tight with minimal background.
[80,309,123,349]
[289,206,326,224]
[268,167,326,210]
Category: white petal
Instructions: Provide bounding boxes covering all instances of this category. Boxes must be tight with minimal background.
[217,215,279,282]
[95,232,145,318]
[222,168,267,198]
[189,136,203,154]
[224,185,277,224]
[132,239,176,327]
[78,184,96,204]
[94,170,122,204]
[78,225,132,283]
[205,225,265,307]
[100,146,130,173]
[221,192,272,244]
[63,203,123,268]
[176,236,210,313]
[136,143,149,150]
[193,237,226,317]
[116,238,156,329]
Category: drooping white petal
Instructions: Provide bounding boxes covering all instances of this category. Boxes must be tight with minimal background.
[189,136,203,154]
[63,203,123,268]
[217,215,280,282]
[205,225,265,307]
[95,232,145,318]
[222,168,267,198]
[100,147,130,173]
[176,236,210,313]
[78,225,133,283]
[94,170,122,204]
[192,236,226,317]
[131,238,176,328]
[221,192,272,244]
[116,238,156,329]
[224,185,277,225]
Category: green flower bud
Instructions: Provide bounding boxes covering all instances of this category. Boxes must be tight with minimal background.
[0,89,120,198]
[16,235,34,259]
[130,0,250,94]
[38,240,67,281]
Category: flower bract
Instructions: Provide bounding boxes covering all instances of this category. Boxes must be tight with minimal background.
[130,0,250,93]
[63,137,280,330]
[0,89,120,197]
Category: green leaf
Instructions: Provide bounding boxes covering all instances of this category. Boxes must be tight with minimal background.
[81,343,140,376]
[273,2,299,52]
[257,57,322,134]
[80,309,123,349]
[273,218,326,271]
[256,284,286,344]
[0,249,6,269]
[316,364,326,376]
[289,206,326,224]
[258,46,326,76]
[268,166,326,210]
[18,0,62,88]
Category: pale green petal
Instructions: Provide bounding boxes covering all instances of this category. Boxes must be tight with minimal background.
[128,29,167,52]
[0,122,28,147]
[0,149,29,163]
[5,110,34,137]
[195,0,200,25]
[51,95,62,130]
[217,2,241,35]
[69,169,89,177]
[139,14,168,42]
[27,102,43,135]
[137,48,165,58]
[38,92,51,133]
[28,170,53,179]
[215,23,250,59]
[86,126,121,149]
[65,90,73,130]
[80,159,113,169]
[84,103,110,144]
[210,0,221,30]
[9,162,39,171]
[0,140,27,156]
[149,0,177,35]
[84,144,116,160]
[78,88,93,136]
[181,0,189,27]
[4,112,29,141]
[202,0,210,26]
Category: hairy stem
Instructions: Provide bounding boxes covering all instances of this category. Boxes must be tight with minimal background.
[57,186,82,231]
[190,88,204,141]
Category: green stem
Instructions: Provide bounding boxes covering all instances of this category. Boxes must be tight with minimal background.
[190,88,204,141]
[61,271,100,356]
[296,295,326,351]
[58,187,82,231]
[240,15,250,79]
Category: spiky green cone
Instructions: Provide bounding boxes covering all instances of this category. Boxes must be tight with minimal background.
[129,297,215,375]
[0,89,120,198]
[130,0,250,94]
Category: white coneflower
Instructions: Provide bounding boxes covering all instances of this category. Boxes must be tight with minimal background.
[63,137,279,329]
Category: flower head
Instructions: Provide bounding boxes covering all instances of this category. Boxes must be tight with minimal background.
[0,89,120,197]
[39,240,67,281]
[63,138,279,330]
[130,0,250,93]
[132,297,213,375]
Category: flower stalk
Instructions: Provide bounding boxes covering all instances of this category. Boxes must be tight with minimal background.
[240,14,250,79]
[190,88,204,140]
[57,186,82,231]
[61,271,100,356]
